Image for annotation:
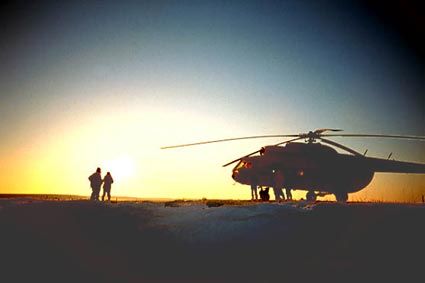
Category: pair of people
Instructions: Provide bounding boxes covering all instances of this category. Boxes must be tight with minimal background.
[251,185,292,202]
[88,168,114,201]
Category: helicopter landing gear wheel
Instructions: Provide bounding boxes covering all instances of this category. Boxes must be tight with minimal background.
[335,192,348,203]
[306,191,316,202]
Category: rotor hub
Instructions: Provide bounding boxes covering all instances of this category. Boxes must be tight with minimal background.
[300,131,319,143]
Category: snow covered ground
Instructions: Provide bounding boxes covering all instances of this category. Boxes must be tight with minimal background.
[0,197,424,282]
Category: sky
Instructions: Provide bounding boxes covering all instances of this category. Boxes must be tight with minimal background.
[1,0,424,201]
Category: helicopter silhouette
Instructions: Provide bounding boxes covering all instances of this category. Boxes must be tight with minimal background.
[161,129,425,202]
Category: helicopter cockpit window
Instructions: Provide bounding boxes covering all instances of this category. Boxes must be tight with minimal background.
[235,161,245,170]
[235,161,253,170]
[235,161,252,170]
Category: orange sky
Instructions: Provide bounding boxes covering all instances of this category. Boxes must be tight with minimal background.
[1,106,424,202]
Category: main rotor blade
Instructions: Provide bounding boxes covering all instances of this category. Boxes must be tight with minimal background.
[319,138,363,156]
[322,134,425,141]
[314,128,343,134]
[161,134,299,149]
[222,137,303,167]
[273,136,304,147]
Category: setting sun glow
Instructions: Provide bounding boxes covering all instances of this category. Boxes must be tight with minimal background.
[103,156,136,181]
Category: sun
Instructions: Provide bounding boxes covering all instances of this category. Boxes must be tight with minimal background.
[103,156,136,181]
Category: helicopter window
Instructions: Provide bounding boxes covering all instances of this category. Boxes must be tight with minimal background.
[235,161,245,170]
[234,161,252,170]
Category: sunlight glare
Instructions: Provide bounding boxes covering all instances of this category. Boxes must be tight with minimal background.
[103,156,136,182]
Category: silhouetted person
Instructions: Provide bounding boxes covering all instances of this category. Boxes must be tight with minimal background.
[273,187,285,202]
[88,167,102,201]
[259,187,270,201]
[102,172,114,201]
[273,170,285,202]
[251,184,258,200]
[285,188,292,200]
[250,176,258,200]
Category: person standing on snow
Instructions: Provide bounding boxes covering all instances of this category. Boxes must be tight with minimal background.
[102,172,114,201]
[273,170,285,202]
[88,167,103,201]
[285,188,292,200]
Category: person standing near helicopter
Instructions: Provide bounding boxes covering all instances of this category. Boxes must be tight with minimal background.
[250,177,258,201]
[273,169,285,202]
[285,188,292,200]
[259,186,270,201]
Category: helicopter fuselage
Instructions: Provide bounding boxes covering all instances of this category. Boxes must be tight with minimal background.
[231,142,425,196]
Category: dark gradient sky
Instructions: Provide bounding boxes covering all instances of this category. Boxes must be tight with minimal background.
[1,0,424,199]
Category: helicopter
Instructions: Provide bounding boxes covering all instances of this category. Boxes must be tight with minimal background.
[161,129,425,202]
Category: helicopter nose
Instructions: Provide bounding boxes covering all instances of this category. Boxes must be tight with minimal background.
[232,170,239,180]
